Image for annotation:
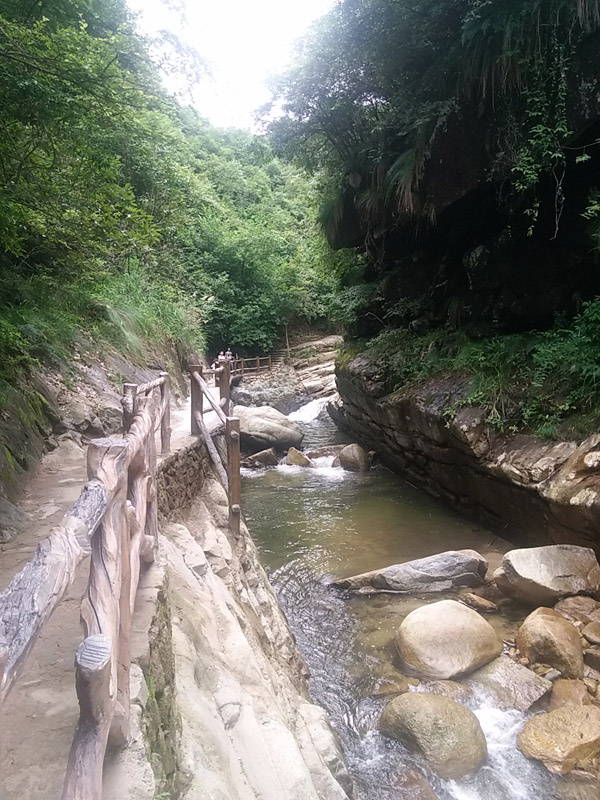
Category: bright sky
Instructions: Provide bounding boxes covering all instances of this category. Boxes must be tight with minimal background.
[127,0,335,130]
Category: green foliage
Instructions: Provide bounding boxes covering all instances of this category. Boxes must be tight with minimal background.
[359,297,600,437]
[0,0,335,400]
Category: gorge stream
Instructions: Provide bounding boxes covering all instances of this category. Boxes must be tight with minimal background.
[242,399,561,800]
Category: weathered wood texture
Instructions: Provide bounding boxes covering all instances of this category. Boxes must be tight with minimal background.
[226,417,241,538]
[230,355,273,377]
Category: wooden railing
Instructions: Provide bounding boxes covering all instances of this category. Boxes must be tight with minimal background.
[230,355,273,377]
[0,371,172,799]
[189,361,241,538]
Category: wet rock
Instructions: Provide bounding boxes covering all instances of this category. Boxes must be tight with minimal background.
[465,655,552,712]
[286,447,313,467]
[234,405,304,452]
[0,497,30,543]
[305,445,347,460]
[458,592,498,613]
[338,443,370,472]
[395,599,503,679]
[332,550,488,594]
[395,769,440,800]
[582,622,600,646]
[517,608,584,679]
[494,545,600,606]
[380,693,487,780]
[555,597,600,626]
[548,679,593,711]
[243,447,279,468]
[415,680,473,704]
[517,705,600,774]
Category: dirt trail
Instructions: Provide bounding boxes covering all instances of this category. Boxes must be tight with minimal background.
[0,390,219,800]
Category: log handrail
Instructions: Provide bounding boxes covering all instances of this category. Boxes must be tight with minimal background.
[0,368,173,800]
[189,363,241,540]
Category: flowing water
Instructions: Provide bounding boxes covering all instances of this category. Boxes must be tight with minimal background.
[242,400,561,800]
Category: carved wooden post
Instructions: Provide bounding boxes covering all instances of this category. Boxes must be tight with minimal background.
[226,417,241,538]
[122,383,137,434]
[81,438,129,748]
[61,635,112,800]
[190,366,202,435]
[220,360,231,415]
[159,372,171,454]
[0,635,7,763]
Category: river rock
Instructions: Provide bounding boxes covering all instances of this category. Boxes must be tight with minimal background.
[395,770,440,800]
[548,679,593,711]
[395,599,503,679]
[0,497,30,543]
[517,705,600,774]
[305,445,347,460]
[338,443,370,471]
[286,447,313,467]
[494,545,600,606]
[332,550,488,594]
[517,607,584,679]
[243,447,278,468]
[415,680,473,704]
[554,596,600,625]
[458,592,498,613]
[380,693,487,779]
[234,405,304,452]
[582,622,600,645]
[465,654,552,712]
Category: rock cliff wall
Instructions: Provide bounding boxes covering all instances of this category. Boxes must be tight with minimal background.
[332,356,600,552]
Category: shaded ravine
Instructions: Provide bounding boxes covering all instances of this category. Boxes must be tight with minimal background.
[242,401,560,800]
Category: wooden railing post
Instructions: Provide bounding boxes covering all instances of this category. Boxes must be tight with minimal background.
[122,383,137,433]
[220,361,231,415]
[268,355,272,371]
[159,371,171,454]
[226,417,241,538]
[190,366,203,435]
[0,635,7,763]
[256,356,260,374]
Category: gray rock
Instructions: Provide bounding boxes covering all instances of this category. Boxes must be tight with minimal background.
[380,693,487,779]
[0,497,30,543]
[395,599,503,680]
[338,443,370,471]
[465,655,552,711]
[243,448,278,468]
[517,705,600,774]
[234,405,304,452]
[494,545,600,606]
[333,549,488,594]
[286,447,313,467]
[517,607,584,679]
[305,445,347,460]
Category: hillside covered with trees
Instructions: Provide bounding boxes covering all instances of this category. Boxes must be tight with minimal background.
[270,0,600,438]
[0,0,341,409]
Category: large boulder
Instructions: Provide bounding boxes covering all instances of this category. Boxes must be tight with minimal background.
[517,607,584,679]
[332,550,488,594]
[233,405,304,452]
[517,706,600,774]
[286,447,313,467]
[395,599,503,679]
[243,447,278,468]
[548,679,593,711]
[494,545,600,606]
[338,443,370,471]
[380,693,487,779]
[465,655,552,712]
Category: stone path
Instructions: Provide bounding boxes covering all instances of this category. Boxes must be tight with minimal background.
[0,387,220,800]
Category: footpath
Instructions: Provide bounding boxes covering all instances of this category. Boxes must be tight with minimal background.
[0,389,219,799]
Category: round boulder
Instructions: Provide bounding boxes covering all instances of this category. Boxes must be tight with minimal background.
[338,443,370,471]
[380,693,487,779]
[395,599,503,679]
[517,705,600,774]
[494,545,600,606]
[234,405,304,452]
[516,607,584,679]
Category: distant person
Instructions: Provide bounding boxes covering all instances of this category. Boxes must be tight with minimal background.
[217,350,226,363]
[225,347,233,361]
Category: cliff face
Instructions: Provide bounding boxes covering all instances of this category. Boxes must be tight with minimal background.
[332,355,600,551]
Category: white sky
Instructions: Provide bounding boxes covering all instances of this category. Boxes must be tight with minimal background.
[127,0,335,130]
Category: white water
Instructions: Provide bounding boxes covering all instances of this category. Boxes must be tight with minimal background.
[288,395,330,422]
